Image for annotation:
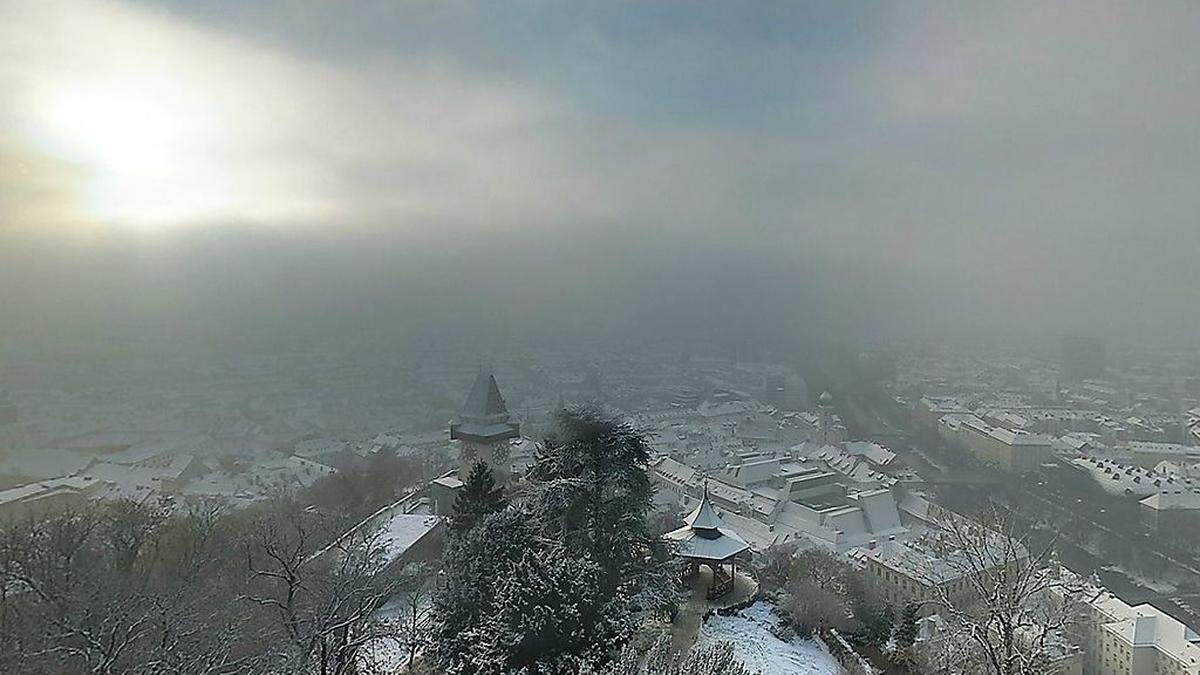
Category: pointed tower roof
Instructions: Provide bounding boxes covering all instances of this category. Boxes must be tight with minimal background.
[461,368,509,420]
[683,483,726,531]
[451,367,520,444]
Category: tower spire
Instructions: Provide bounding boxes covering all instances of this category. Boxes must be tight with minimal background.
[451,367,520,483]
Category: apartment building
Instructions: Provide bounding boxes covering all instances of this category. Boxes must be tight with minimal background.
[1078,591,1200,675]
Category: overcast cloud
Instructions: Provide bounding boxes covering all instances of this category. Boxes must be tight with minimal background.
[1,1,1198,357]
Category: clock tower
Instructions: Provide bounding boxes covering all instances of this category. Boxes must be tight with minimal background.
[450,366,520,482]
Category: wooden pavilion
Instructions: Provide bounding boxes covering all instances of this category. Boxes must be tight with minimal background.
[664,484,750,599]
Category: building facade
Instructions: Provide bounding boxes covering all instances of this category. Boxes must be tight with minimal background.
[1076,590,1200,675]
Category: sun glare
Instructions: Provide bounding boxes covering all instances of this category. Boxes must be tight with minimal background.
[45,84,185,172]
[32,78,228,226]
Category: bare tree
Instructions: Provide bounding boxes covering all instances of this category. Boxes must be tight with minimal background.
[388,562,435,668]
[0,507,168,674]
[780,581,852,636]
[306,529,404,675]
[752,542,797,592]
[162,498,228,583]
[776,548,862,637]
[0,503,275,674]
[101,498,166,579]
[242,505,407,675]
[243,508,315,649]
[0,493,412,673]
[919,506,1094,675]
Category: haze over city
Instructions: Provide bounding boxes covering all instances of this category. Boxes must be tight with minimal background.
[1,2,1199,674]
[3,0,1199,359]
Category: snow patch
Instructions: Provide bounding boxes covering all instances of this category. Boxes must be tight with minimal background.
[695,602,841,675]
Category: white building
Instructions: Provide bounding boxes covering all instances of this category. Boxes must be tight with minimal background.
[650,455,909,551]
[1078,590,1200,675]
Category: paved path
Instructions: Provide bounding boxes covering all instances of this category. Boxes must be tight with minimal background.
[670,569,711,651]
[670,569,759,651]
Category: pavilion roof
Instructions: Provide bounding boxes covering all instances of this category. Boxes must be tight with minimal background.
[684,490,726,531]
[666,488,750,561]
[665,524,750,561]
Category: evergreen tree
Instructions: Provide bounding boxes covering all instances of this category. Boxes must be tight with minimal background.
[529,406,677,616]
[892,600,921,669]
[850,600,894,649]
[450,461,506,534]
[430,407,677,674]
[431,509,540,673]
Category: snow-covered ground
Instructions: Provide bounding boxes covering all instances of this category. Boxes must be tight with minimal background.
[695,601,841,675]
[357,586,437,673]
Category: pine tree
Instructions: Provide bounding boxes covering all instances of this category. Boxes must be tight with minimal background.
[892,600,921,669]
[529,406,676,616]
[850,600,894,649]
[430,508,539,673]
[450,461,506,534]
[430,407,677,674]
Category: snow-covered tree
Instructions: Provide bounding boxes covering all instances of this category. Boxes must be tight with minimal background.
[529,407,678,618]
[752,542,798,593]
[891,600,921,667]
[594,636,758,675]
[242,504,407,675]
[450,461,507,534]
[0,503,266,674]
[430,407,677,674]
[918,507,1097,675]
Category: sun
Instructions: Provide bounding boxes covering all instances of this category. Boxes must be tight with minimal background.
[8,0,339,232]
[45,84,183,173]
[32,77,228,226]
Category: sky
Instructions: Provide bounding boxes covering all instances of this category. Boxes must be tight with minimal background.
[1,0,1198,359]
